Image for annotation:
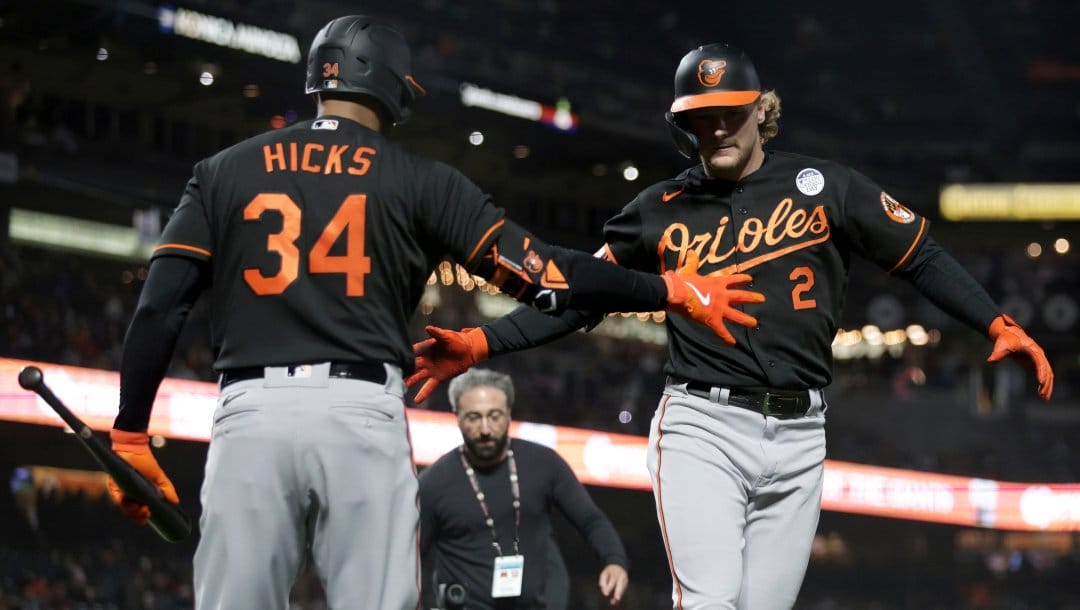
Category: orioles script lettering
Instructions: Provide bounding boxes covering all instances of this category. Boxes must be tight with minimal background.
[659,198,830,272]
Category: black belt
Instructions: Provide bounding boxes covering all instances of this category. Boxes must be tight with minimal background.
[220,362,386,389]
[681,380,815,419]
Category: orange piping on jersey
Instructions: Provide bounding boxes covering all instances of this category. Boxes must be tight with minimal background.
[522,237,530,250]
[596,244,620,265]
[406,75,426,95]
[888,217,927,273]
[465,220,505,267]
[153,243,212,257]
[539,259,568,289]
[401,402,423,610]
[653,395,684,610]
[698,232,833,277]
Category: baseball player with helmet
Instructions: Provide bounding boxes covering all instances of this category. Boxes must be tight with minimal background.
[105,19,764,610]
[407,43,1055,609]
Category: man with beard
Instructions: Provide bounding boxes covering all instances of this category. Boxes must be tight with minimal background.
[418,368,630,609]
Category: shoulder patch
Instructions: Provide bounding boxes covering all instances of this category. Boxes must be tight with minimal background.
[312,119,339,130]
[880,192,916,224]
[795,168,825,196]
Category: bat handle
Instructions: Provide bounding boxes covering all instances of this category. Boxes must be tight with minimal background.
[18,365,193,542]
[149,503,193,543]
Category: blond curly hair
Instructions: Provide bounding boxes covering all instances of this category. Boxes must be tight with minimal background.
[758,90,781,143]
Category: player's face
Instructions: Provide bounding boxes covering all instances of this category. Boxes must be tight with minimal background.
[456,386,511,464]
[686,102,765,180]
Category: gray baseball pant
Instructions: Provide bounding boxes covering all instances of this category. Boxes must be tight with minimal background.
[647,383,827,610]
[194,363,420,610]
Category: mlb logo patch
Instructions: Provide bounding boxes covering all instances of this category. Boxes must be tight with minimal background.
[312,119,339,130]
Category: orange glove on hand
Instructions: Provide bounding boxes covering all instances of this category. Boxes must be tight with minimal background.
[662,250,765,345]
[986,314,1054,400]
[405,326,489,404]
[107,429,180,526]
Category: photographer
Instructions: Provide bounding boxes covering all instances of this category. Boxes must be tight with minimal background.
[419,369,630,609]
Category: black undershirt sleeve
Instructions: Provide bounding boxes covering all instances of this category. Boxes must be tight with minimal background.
[893,236,1000,335]
[547,246,667,314]
[482,305,602,357]
[113,256,208,432]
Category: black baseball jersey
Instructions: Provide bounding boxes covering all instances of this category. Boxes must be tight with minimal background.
[154,116,505,371]
[602,150,928,390]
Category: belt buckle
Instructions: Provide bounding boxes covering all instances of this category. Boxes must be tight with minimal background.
[761,392,772,415]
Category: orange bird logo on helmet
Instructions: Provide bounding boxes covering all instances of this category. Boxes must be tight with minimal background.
[697,59,727,87]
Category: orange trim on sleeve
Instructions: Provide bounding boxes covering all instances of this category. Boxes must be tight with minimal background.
[888,218,927,273]
[153,243,212,257]
[653,395,685,610]
[539,260,569,289]
[465,220,505,267]
[406,75,426,96]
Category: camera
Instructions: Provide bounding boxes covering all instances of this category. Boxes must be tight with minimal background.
[437,582,467,610]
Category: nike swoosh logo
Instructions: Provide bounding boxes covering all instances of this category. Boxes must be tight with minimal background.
[686,282,711,306]
[662,188,684,202]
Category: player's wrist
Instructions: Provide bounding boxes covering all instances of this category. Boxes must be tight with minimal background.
[988,313,1020,339]
[110,429,150,453]
[463,327,490,361]
[660,270,683,304]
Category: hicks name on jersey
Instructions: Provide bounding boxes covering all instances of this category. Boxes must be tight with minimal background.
[262,142,377,175]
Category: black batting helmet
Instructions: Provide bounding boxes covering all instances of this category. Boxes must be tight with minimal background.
[305,16,426,124]
[665,43,761,158]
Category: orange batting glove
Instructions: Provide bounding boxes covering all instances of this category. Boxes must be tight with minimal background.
[406,326,489,404]
[986,314,1054,401]
[107,429,180,525]
[662,250,765,345]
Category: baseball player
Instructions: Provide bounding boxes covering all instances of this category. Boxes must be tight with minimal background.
[104,20,764,610]
[406,43,1055,610]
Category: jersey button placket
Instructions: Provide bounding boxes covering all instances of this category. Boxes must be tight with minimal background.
[728,187,758,343]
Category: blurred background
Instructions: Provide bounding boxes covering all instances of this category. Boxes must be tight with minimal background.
[1,0,1078,608]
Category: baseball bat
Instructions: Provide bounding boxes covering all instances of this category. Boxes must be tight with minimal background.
[17,366,192,543]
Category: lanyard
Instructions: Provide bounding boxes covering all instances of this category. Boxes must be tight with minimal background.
[459,444,520,556]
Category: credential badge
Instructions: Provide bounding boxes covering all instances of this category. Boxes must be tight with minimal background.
[796,168,825,196]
